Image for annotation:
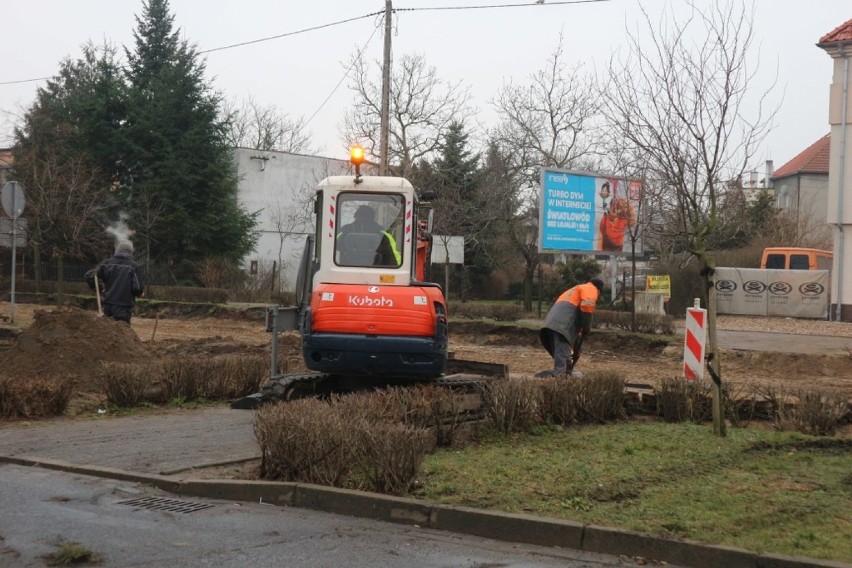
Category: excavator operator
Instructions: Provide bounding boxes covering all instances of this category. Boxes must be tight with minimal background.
[339,205,401,267]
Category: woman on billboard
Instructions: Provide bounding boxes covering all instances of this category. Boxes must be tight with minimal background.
[598,179,636,252]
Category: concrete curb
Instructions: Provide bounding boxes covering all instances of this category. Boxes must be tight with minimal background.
[2,455,849,568]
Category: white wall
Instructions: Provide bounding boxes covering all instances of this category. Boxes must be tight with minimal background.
[822,43,852,320]
[234,148,352,291]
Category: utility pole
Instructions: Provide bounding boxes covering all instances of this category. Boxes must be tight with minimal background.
[379,0,392,176]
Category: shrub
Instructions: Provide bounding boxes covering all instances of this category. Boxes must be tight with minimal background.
[480,378,538,433]
[203,355,268,399]
[593,310,676,335]
[395,385,469,447]
[0,375,73,419]
[145,285,229,304]
[100,362,155,407]
[767,387,849,437]
[536,377,581,426]
[723,382,768,427]
[356,422,433,495]
[254,399,359,485]
[158,355,267,402]
[448,302,527,322]
[333,386,468,448]
[553,258,603,297]
[333,389,407,425]
[657,377,713,423]
[254,394,434,493]
[574,371,626,424]
[160,359,204,402]
[13,280,90,295]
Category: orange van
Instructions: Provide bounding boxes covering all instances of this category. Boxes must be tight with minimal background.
[760,247,832,271]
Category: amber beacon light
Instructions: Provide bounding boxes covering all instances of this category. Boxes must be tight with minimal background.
[350,145,365,183]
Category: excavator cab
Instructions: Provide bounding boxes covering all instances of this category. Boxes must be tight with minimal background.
[295,148,447,380]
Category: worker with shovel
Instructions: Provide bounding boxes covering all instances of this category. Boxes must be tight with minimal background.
[85,241,144,324]
[535,277,604,378]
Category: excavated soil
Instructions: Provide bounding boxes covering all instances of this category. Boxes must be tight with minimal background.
[0,302,851,414]
[0,307,154,392]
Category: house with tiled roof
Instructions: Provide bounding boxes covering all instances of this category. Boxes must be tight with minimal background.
[770,134,830,227]
[817,18,852,45]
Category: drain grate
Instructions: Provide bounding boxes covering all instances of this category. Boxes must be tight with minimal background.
[118,496,215,514]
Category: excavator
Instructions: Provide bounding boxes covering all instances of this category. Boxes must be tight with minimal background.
[249,146,505,404]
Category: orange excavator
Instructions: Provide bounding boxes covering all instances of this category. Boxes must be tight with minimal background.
[250,147,503,403]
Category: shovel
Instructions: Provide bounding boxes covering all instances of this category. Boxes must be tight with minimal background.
[572,328,586,367]
[94,274,103,317]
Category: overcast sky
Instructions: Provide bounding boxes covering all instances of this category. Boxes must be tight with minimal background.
[1,0,849,172]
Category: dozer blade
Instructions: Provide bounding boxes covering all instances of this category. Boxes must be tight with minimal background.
[444,358,508,380]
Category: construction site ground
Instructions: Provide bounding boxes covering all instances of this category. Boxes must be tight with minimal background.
[2,300,852,413]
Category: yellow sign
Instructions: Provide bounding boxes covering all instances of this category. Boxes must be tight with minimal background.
[646,275,671,299]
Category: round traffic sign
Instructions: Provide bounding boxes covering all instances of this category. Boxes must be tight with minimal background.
[2,181,26,219]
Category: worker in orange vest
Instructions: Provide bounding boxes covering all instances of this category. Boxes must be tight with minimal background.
[536,278,604,377]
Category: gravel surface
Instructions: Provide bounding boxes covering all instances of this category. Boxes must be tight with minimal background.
[717,315,852,337]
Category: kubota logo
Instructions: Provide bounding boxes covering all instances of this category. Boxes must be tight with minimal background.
[349,295,393,308]
[368,286,380,293]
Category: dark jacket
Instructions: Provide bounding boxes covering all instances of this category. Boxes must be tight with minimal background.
[85,251,144,307]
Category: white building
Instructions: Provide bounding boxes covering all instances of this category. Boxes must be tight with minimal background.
[234,147,354,291]
[818,18,852,321]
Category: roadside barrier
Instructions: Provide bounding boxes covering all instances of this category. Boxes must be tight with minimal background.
[684,298,706,380]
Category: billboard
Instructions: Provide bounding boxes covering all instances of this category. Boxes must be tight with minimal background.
[539,168,642,254]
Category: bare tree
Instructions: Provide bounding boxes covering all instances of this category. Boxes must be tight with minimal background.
[223,97,314,154]
[492,33,600,186]
[264,161,341,292]
[490,35,600,311]
[266,190,314,292]
[21,150,113,288]
[343,53,472,178]
[601,1,778,435]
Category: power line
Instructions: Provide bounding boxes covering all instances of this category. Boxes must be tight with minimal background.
[199,11,384,54]
[398,0,610,12]
[0,76,54,87]
[0,10,384,87]
[304,16,383,127]
[1,1,606,87]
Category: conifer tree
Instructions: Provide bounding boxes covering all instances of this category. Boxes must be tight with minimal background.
[123,0,257,267]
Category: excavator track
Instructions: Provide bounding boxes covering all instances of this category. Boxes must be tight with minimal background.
[249,359,508,405]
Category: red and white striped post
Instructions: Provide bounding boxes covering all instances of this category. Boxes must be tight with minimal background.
[683,298,706,380]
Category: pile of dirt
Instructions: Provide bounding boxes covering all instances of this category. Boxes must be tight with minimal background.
[0,307,153,391]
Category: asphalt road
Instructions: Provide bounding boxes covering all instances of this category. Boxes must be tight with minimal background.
[0,463,645,568]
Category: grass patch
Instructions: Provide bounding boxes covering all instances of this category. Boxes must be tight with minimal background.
[414,422,852,562]
[44,541,98,565]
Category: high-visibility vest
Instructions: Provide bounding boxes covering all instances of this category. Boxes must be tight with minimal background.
[381,231,401,265]
[556,282,599,313]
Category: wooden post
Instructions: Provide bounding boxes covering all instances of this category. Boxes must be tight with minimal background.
[706,256,726,437]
